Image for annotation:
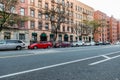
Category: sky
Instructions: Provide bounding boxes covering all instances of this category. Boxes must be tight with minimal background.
[79,0,120,19]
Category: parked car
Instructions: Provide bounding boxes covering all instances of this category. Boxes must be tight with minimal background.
[95,41,110,45]
[0,40,25,50]
[84,41,91,46]
[84,41,95,46]
[28,41,53,49]
[90,41,96,46]
[54,42,71,48]
[114,41,120,45]
[71,41,84,47]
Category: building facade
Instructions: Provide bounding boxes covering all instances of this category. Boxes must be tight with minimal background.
[0,0,94,44]
[74,1,94,42]
[109,16,118,43]
[117,21,120,41]
[1,0,120,44]
[94,10,120,43]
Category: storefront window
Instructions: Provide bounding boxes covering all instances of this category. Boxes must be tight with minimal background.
[19,33,25,41]
[4,32,11,39]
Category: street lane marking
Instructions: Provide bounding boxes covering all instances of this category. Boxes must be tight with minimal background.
[0,55,101,79]
[89,55,120,66]
[89,58,110,66]
[1,50,120,79]
[101,55,111,59]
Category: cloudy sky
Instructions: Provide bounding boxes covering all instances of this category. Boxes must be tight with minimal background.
[79,0,120,19]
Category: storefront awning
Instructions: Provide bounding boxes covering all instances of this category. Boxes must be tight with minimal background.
[41,33,47,37]
[32,32,37,36]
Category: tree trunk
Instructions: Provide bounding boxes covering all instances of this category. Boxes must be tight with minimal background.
[0,24,3,32]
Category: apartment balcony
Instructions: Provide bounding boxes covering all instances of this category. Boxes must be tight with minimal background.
[51,29,62,33]
[81,33,89,36]
[82,11,89,15]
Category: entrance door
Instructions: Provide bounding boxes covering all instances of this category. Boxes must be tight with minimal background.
[40,33,47,41]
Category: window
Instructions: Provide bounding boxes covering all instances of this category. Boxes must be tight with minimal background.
[20,8,25,16]
[45,3,48,9]
[10,6,15,13]
[71,27,73,33]
[62,0,65,6]
[45,23,49,30]
[71,3,73,8]
[30,9,35,17]
[20,0,25,3]
[76,5,77,11]
[38,2,41,8]
[45,14,49,20]
[19,34,25,41]
[63,26,65,32]
[30,21,35,29]
[38,22,42,29]
[56,0,60,3]
[0,3,4,11]
[38,11,42,18]
[67,27,69,31]
[20,21,25,27]
[66,1,69,7]
[58,26,60,30]
[4,32,11,39]
[0,40,5,44]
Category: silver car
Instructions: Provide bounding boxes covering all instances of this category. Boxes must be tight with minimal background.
[0,40,25,50]
[71,41,84,47]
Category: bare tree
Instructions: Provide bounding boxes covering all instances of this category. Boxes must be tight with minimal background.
[74,23,81,41]
[0,0,19,32]
[42,0,67,42]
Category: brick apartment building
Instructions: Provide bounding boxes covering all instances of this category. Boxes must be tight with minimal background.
[117,21,120,41]
[0,0,119,44]
[109,16,118,43]
[94,10,120,43]
[0,0,94,44]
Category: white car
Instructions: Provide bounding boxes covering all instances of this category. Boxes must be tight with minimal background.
[115,41,120,45]
[84,41,95,46]
[71,41,84,47]
[90,41,95,45]
[84,42,91,46]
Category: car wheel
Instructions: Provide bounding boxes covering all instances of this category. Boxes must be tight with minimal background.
[47,46,51,48]
[16,46,22,50]
[33,46,38,49]
[59,45,62,48]
[76,44,79,47]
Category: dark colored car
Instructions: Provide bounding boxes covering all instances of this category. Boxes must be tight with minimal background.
[54,42,71,48]
[28,41,53,49]
[95,41,110,45]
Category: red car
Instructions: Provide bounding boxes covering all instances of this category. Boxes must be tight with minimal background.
[28,41,53,49]
[54,42,71,48]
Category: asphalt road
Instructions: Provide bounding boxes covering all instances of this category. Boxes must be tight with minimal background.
[0,45,120,80]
